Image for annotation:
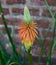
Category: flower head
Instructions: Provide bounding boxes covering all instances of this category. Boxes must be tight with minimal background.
[18,6,38,50]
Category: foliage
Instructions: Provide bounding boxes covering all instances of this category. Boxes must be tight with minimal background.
[0,0,56,65]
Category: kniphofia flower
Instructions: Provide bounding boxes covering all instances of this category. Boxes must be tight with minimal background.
[18,6,38,50]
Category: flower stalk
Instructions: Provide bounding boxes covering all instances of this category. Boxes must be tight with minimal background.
[45,0,56,65]
[0,3,20,64]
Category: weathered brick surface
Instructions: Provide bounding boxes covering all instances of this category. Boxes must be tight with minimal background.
[42,30,54,38]
[0,0,56,61]
[12,8,24,15]
[0,27,12,34]
[0,0,6,4]
[42,8,56,18]
[2,8,9,15]
[30,0,56,6]
[12,8,39,16]
[30,0,45,6]
[0,17,21,26]
[35,19,53,28]
[6,0,26,4]
[30,8,39,16]
[46,0,56,6]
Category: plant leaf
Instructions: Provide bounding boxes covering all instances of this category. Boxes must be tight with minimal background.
[24,5,32,23]
[52,37,56,53]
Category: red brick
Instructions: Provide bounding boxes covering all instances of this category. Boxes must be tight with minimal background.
[0,17,3,24]
[14,28,19,34]
[34,39,54,54]
[12,8,23,15]
[0,17,21,26]
[15,19,22,26]
[30,8,39,16]
[12,8,39,16]
[32,47,41,55]
[53,48,56,54]
[53,9,56,18]
[46,0,56,6]
[42,8,56,17]
[31,0,45,6]
[34,39,51,48]
[6,0,26,4]
[7,18,22,26]
[33,39,50,53]
[0,1,1,3]
[52,57,56,64]
[12,37,21,43]
[0,35,5,40]
[33,40,39,46]
[0,0,6,4]
[55,30,56,36]
[31,0,56,6]
[42,30,53,38]
[2,8,9,15]
[0,0,4,4]
[0,17,15,25]
[42,8,51,17]
[43,40,51,48]
[0,27,12,34]
[35,19,50,28]
[6,18,17,25]
[52,30,56,37]
[34,39,51,50]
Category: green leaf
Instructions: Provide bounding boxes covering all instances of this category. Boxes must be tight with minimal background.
[45,0,56,65]
[0,48,6,65]
[52,37,56,53]
[24,5,32,23]
[0,4,21,64]
[27,52,34,65]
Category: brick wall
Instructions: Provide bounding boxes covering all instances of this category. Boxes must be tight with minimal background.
[0,0,56,57]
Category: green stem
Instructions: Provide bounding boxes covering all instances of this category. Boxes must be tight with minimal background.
[46,20,56,65]
[0,4,20,64]
[27,51,34,65]
[38,48,43,65]
[0,3,16,54]
[45,0,56,65]
[36,38,48,65]
[0,48,6,65]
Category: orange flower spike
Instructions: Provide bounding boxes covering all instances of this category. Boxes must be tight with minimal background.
[18,5,38,51]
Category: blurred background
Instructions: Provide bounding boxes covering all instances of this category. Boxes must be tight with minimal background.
[0,0,56,64]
